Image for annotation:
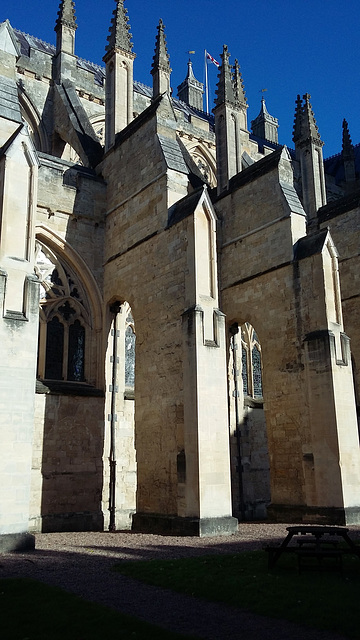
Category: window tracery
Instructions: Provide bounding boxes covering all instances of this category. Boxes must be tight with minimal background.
[241,323,263,398]
[35,241,89,382]
[125,311,135,391]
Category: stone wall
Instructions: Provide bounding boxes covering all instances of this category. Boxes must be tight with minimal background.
[30,392,105,532]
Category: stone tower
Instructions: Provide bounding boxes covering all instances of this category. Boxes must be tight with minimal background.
[151,19,171,98]
[251,96,279,144]
[214,47,248,194]
[293,93,326,225]
[177,60,204,111]
[104,0,136,150]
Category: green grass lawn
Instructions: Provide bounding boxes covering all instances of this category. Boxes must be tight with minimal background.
[114,550,360,639]
[0,577,198,640]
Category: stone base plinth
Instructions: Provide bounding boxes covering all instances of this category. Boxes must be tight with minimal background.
[267,504,360,525]
[33,511,104,533]
[132,513,238,537]
[0,533,35,553]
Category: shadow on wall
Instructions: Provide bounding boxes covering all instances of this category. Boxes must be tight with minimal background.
[228,322,271,522]
[38,384,105,533]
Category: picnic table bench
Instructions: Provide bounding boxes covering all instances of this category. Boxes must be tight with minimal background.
[265,525,360,572]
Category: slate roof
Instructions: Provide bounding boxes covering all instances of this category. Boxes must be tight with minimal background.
[279,181,305,216]
[14,28,106,86]
[172,97,215,131]
[157,134,189,174]
[294,228,329,261]
[12,26,215,132]
[167,186,205,227]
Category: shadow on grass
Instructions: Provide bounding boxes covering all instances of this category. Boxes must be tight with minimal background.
[0,577,199,640]
[113,550,360,639]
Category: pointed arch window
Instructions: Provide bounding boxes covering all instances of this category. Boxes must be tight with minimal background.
[35,241,90,383]
[125,311,135,392]
[241,323,263,399]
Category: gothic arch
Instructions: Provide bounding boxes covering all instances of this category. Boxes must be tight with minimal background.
[18,88,50,153]
[186,140,216,187]
[35,224,103,386]
[89,114,105,148]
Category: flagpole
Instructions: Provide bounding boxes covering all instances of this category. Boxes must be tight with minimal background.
[205,50,209,114]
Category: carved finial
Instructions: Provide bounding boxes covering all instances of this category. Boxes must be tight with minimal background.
[342,118,355,161]
[293,93,322,146]
[292,95,304,143]
[215,45,235,106]
[233,59,247,107]
[302,93,323,145]
[55,0,77,32]
[151,19,171,76]
[342,119,356,187]
[105,0,133,55]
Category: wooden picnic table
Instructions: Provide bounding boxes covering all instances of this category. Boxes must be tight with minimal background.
[265,525,360,572]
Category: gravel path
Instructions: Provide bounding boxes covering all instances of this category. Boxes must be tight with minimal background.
[1,522,359,639]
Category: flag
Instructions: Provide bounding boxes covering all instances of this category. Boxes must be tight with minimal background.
[206,51,219,68]
[187,50,195,55]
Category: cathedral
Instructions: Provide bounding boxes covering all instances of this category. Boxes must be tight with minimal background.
[1,0,360,552]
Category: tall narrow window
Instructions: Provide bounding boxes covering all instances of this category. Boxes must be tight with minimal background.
[242,345,248,396]
[241,323,263,399]
[35,241,90,383]
[45,317,64,380]
[252,344,262,398]
[68,320,85,382]
[125,311,136,392]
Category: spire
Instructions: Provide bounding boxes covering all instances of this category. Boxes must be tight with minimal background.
[293,93,323,147]
[251,96,279,144]
[177,60,203,111]
[105,0,133,56]
[103,0,136,149]
[342,119,356,188]
[292,93,326,220]
[55,0,77,32]
[233,59,246,107]
[215,45,235,106]
[292,94,303,144]
[151,19,171,98]
[342,119,355,161]
[302,93,323,145]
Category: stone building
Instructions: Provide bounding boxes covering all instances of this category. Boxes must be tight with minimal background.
[1,0,360,551]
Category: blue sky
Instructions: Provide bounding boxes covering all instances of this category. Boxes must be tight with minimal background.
[2,0,359,157]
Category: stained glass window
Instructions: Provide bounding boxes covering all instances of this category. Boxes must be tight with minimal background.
[45,317,64,379]
[252,344,262,397]
[36,241,89,383]
[125,325,135,388]
[240,323,263,399]
[242,346,248,395]
[68,320,85,382]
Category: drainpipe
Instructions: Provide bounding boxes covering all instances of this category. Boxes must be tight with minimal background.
[109,302,121,532]
[229,323,246,520]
